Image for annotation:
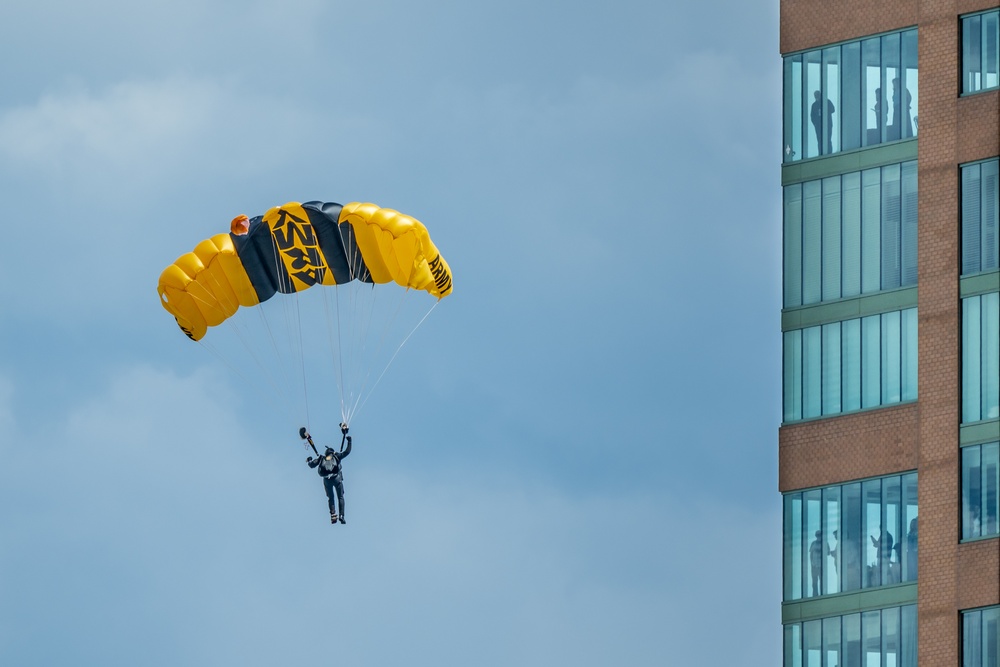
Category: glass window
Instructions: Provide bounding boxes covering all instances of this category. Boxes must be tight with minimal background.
[784,474,917,601]
[882,311,902,405]
[901,473,918,582]
[842,41,862,151]
[786,605,916,667]
[784,330,803,422]
[823,323,842,415]
[862,315,881,410]
[963,293,1000,424]
[963,442,1000,540]
[962,159,1000,276]
[963,606,1000,667]
[783,162,918,309]
[822,177,843,301]
[783,308,917,423]
[963,10,1000,94]
[783,28,918,162]
[842,317,862,412]
[805,488,823,597]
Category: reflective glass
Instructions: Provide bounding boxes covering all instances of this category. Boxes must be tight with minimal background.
[901,473,918,582]
[842,614,861,667]
[882,476,902,584]
[823,323,842,415]
[862,610,881,664]
[963,294,1000,423]
[803,326,822,419]
[901,161,918,284]
[965,297,984,423]
[785,330,803,422]
[805,50,823,159]
[785,184,803,305]
[842,42,862,151]
[984,293,999,420]
[823,617,841,667]
[863,37,882,146]
[862,479,882,588]
[823,486,841,595]
[783,28,917,160]
[785,493,804,599]
[805,619,822,667]
[984,442,1000,536]
[861,168,882,293]
[882,33,905,141]
[985,607,1000,667]
[784,308,916,422]
[823,47,841,155]
[901,605,917,667]
[822,177,842,301]
[785,55,804,161]
[966,15,984,92]
[964,446,983,539]
[805,489,823,597]
[987,12,1000,90]
[862,315,881,410]
[841,483,864,593]
[963,163,983,275]
[882,311,901,405]
[983,160,999,272]
[902,29,918,137]
[902,308,918,402]
[881,164,902,290]
[964,10,1000,94]
[786,623,803,667]
[965,609,983,667]
[803,181,823,305]
[882,607,900,666]
[961,159,1000,276]
[963,606,1000,667]
[842,172,862,297]
[842,318,862,411]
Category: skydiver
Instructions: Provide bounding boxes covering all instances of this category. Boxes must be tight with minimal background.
[304,423,352,524]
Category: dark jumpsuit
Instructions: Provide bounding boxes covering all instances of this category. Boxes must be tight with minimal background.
[308,436,352,518]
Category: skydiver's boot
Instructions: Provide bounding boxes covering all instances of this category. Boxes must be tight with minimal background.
[330,511,339,524]
[338,500,345,524]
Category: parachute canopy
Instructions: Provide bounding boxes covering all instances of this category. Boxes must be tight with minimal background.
[158,201,453,341]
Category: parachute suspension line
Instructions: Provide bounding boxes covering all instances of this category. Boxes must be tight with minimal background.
[344,282,379,421]
[350,299,439,423]
[275,225,312,430]
[323,282,348,425]
[292,288,311,430]
[198,265,291,403]
[335,220,367,423]
[344,283,401,422]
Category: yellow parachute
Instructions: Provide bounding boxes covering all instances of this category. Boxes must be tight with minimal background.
[157,200,452,426]
[158,201,453,341]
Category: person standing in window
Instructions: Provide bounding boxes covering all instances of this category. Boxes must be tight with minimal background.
[811,91,835,155]
[809,530,827,596]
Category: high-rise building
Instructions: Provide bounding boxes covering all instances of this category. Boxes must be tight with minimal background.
[779,2,1000,665]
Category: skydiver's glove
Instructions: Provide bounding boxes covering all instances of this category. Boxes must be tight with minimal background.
[346,436,352,444]
[307,457,314,464]
[340,422,349,434]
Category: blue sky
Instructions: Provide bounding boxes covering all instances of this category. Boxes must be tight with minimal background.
[0,1,782,664]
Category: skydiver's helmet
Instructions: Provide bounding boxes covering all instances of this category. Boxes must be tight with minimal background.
[325,447,336,458]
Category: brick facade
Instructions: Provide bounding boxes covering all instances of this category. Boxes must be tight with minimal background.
[781,0,1000,663]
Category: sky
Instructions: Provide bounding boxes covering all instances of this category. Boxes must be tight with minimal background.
[0,1,783,665]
